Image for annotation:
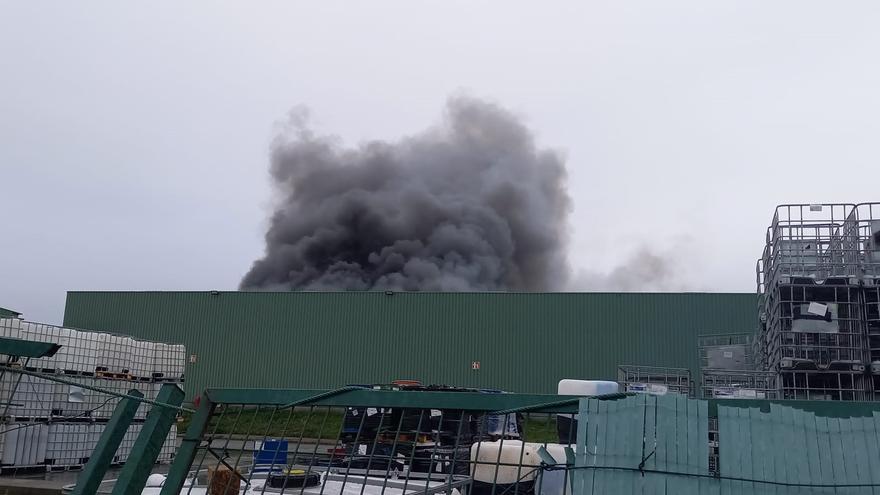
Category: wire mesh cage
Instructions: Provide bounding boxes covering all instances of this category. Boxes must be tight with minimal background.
[617,365,692,396]
[0,320,186,473]
[700,370,779,400]
[698,333,755,371]
[145,388,583,495]
[752,203,880,401]
[0,368,180,472]
[778,369,869,401]
[759,203,860,289]
[764,284,866,370]
[851,203,880,283]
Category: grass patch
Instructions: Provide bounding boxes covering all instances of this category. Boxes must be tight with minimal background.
[178,409,560,444]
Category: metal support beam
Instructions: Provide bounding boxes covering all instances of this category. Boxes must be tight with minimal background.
[111,384,185,495]
[160,393,216,495]
[0,336,61,358]
[71,389,143,495]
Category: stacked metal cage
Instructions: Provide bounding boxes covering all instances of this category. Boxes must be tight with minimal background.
[0,317,185,472]
[617,365,692,396]
[756,203,880,400]
[699,333,778,400]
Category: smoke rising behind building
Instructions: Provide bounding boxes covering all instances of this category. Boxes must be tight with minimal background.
[241,97,572,291]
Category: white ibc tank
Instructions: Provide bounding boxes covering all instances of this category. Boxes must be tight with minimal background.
[557,379,619,396]
[0,318,22,340]
[62,329,100,373]
[2,423,49,466]
[470,440,541,484]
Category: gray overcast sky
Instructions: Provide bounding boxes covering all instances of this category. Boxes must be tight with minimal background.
[2,1,879,324]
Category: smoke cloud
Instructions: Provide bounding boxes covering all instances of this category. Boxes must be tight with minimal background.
[569,243,695,292]
[241,97,571,291]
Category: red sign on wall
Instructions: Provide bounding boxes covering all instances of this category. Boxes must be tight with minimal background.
[471,361,480,370]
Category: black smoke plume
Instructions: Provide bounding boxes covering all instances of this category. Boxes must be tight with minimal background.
[241,97,571,291]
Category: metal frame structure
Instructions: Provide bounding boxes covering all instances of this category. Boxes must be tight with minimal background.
[700,370,778,400]
[1,337,186,490]
[617,365,692,396]
[152,387,590,495]
[98,388,880,495]
[698,333,754,370]
[756,203,880,401]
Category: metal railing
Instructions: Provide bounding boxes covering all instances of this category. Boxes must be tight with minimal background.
[151,387,598,495]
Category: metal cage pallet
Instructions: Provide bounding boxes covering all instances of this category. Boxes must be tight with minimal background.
[698,333,755,371]
[755,203,880,401]
[700,370,779,400]
[0,318,186,381]
[617,365,692,396]
[777,369,870,401]
[1,323,187,472]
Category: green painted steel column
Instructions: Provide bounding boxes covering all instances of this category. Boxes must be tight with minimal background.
[573,397,590,495]
[110,384,185,495]
[71,389,144,495]
[160,393,216,495]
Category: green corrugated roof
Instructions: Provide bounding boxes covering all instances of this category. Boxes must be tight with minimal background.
[0,336,61,358]
[62,291,757,399]
[0,307,21,318]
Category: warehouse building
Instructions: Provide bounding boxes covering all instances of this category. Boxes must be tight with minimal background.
[62,291,755,399]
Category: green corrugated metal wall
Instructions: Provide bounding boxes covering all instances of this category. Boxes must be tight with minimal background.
[62,291,756,399]
[0,307,21,318]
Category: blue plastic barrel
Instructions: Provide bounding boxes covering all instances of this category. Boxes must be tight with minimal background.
[254,439,289,466]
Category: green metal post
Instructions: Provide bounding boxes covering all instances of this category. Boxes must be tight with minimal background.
[160,393,216,495]
[71,389,144,495]
[111,384,185,495]
[573,398,590,495]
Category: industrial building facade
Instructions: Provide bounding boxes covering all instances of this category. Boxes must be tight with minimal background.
[62,291,755,399]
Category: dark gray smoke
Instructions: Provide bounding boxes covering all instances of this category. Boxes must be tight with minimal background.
[241,97,571,291]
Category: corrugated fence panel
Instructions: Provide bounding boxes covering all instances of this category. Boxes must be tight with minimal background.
[62,291,756,399]
[574,396,880,494]
[717,403,880,495]
[576,394,706,495]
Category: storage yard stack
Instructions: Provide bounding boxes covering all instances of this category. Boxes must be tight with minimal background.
[0,317,184,472]
[698,333,777,399]
[616,365,692,395]
[756,202,880,400]
[850,203,880,395]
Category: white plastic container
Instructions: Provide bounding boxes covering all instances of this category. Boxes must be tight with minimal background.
[1,423,49,466]
[1,373,54,419]
[152,343,186,380]
[46,423,94,466]
[45,327,72,372]
[170,344,186,380]
[61,329,100,374]
[96,334,134,374]
[20,322,65,371]
[130,340,156,378]
[89,377,126,420]
[51,377,94,419]
[470,440,541,484]
[557,379,620,397]
[152,343,169,378]
[0,318,22,339]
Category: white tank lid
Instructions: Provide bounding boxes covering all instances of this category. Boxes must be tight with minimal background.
[558,379,619,396]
